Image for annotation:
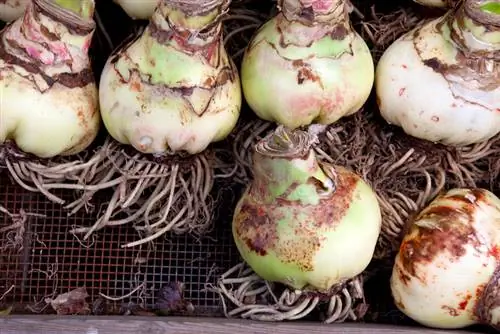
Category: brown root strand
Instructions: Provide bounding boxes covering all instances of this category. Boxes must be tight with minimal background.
[209,263,367,322]
[68,139,216,248]
[222,2,274,63]
[212,147,241,181]
[359,6,422,61]
[0,139,112,211]
[218,119,276,185]
[0,205,46,252]
[314,110,498,259]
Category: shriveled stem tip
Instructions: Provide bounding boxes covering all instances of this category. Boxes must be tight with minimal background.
[278,0,346,21]
[255,126,312,158]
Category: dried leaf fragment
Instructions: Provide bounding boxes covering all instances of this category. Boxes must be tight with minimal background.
[45,287,90,315]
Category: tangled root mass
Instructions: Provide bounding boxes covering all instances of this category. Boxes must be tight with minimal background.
[209,263,367,322]
[67,138,219,248]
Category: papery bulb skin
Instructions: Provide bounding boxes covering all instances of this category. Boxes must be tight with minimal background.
[0,0,99,158]
[232,127,382,292]
[391,188,500,329]
[0,0,30,22]
[376,0,500,146]
[113,0,158,20]
[240,0,374,129]
[99,0,242,155]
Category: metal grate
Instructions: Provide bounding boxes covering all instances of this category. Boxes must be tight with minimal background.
[0,173,241,316]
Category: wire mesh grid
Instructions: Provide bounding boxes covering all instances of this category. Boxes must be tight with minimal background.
[0,171,240,316]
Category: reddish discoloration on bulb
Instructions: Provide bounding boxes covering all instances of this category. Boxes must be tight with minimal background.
[51,42,70,60]
[398,189,489,282]
[171,33,220,64]
[233,166,359,272]
[293,59,323,87]
[130,80,143,92]
[25,46,45,61]
[0,0,95,89]
[311,0,334,11]
[233,199,278,257]
[148,3,222,66]
[396,265,412,286]
[458,293,472,310]
[489,245,499,259]
[292,0,336,14]
[476,283,486,297]
[76,106,87,128]
[283,88,345,127]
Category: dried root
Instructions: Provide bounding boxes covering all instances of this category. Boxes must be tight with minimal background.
[99,282,146,302]
[26,262,59,314]
[0,205,45,252]
[222,119,276,185]
[222,0,274,62]
[0,140,110,208]
[210,263,367,322]
[314,111,498,258]
[93,271,151,315]
[0,285,14,302]
[359,6,422,61]
[69,139,221,248]
[211,1,276,183]
[458,134,499,194]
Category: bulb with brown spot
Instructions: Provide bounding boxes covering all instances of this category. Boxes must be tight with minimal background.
[376,0,500,146]
[391,188,500,329]
[0,0,99,158]
[240,0,374,129]
[232,126,382,293]
[98,0,241,155]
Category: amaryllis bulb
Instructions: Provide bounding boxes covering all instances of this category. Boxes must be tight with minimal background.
[0,0,29,22]
[375,0,500,146]
[113,0,158,20]
[240,0,374,129]
[232,127,382,292]
[99,0,242,155]
[0,0,100,158]
[391,188,500,329]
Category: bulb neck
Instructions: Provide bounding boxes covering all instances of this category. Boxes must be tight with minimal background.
[448,0,500,52]
[148,0,226,47]
[279,0,348,25]
[251,127,336,203]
